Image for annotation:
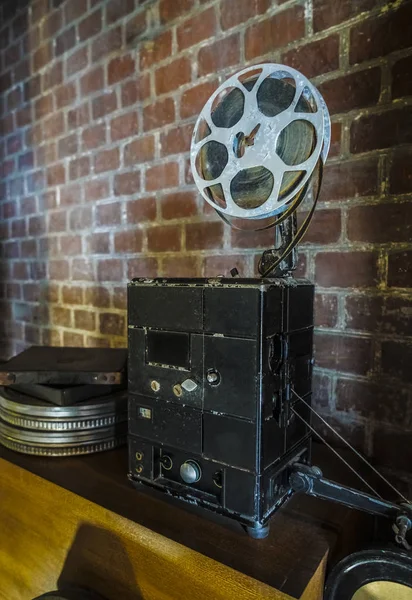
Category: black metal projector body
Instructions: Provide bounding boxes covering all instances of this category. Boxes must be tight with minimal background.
[127,276,314,536]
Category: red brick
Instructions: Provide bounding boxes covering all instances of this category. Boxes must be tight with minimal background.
[82,124,106,150]
[66,46,88,76]
[198,34,241,77]
[24,74,40,101]
[180,80,218,119]
[313,0,375,33]
[92,91,117,119]
[382,340,412,384]
[55,26,76,56]
[140,30,172,70]
[64,0,88,23]
[43,113,65,139]
[315,293,338,328]
[69,156,90,180]
[114,172,141,196]
[100,313,125,336]
[41,190,57,210]
[163,256,199,277]
[42,61,62,92]
[94,147,120,173]
[110,112,139,142]
[347,203,412,244]
[78,9,102,42]
[58,133,78,159]
[86,337,111,348]
[84,179,110,201]
[282,34,339,79]
[52,306,71,327]
[177,8,216,51]
[97,259,124,281]
[85,286,110,308]
[70,206,92,230]
[186,222,223,250]
[49,259,69,280]
[114,229,143,253]
[204,255,247,277]
[221,0,269,29]
[299,209,341,244]
[5,41,21,66]
[60,235,82,255]
[75,310,96,332]
[143,97,175,131]
[388,251,412,288]
[7,88,23,112]
[159,0,194,24]
[146,162,179,191]
[124,136,155,166]
[72,258,94,281]
[29,215,46,236]
[315,251,379,288]
[351,107,412,154]
[12,262,29,280]
[314,332,372,376]
[126,197,157,223]
[392,55,412,100]
[49,210,67,232]
[121,75,150,107]
[161,191,197,220]
[33,42,51,71]
[108,54,135,86]
[106,0,134,24]
[55,82,76,109]
[113,287,127,310]
[155,57,191,96]
[80,66,104,95]
[319,158,378,201]
[345,294,382,332]
[19,152,34,171]
[127,257,158,279]
[63,331,84,346]
[60,183,81,206]
[6,133,22,155]
[245,6,305,60]
[35,93,53,119]
[68,103,90,129]
[373,425,412,473]
[318,68,381,115]
[87,232,110,254]
[350,3,412,65]
[390,148,412,194]
[21,197,37,216]
[21,240,37,258]
[91,26,122,62]
[160,123,193,157]
[147,225,181,252]
[125,12,147,44]
[96,202,121,226]
[62,286,83,305]
[231,228,274,249]
[5,240,19,258]
[329,122,341,158]
[16,107,32,128]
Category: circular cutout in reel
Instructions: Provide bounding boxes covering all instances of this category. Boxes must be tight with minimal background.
[191,63,331,230]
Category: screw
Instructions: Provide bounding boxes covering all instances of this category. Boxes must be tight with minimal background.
[207,370,220,385]
[135,465,143,474]
[151,380,160,392]
[135,451,143,461]
[173,384,182,397]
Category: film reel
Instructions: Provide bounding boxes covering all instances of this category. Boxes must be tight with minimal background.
[191,63,330,235]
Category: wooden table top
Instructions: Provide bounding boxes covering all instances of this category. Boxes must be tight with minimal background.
[0,442,373,598]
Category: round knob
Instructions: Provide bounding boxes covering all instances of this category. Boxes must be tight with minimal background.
[180,460,201,484]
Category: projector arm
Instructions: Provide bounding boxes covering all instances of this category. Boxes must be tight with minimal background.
[290,464,412,550]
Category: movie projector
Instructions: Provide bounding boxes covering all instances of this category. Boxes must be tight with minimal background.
[127,64,412,554]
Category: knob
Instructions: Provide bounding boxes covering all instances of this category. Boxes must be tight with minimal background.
[206,370,220,385]
[180,460,201,484]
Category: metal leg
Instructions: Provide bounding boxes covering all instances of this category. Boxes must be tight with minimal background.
[246,523,270,539]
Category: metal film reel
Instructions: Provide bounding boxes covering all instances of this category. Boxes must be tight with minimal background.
[191,63,330,229]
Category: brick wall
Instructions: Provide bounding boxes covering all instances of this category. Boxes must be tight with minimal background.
[0,0,411,485]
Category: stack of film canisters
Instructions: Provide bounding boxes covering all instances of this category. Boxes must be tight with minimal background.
[0,347,128,457]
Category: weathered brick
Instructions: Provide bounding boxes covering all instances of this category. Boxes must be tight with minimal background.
[96,202,121,226]
[350,3,412,65]
[52,306,71,327]
[62,286,83,305]
[92,91,118,120]
[82,124,106,150]
[100,312,125,336]
[33,42,52,71]
[352,107,412,153]
[127,257,158,279]
[80,66,104,96]
[160,123,193,156]
[68,103,90,129]
[388,251,412,288]
[221,0,269,29]
[313,0,375,33]
[72,258,94,281]
[163,256,199,277]
[146,162,179,191]
[245,6,305,60]
[75,310,96,332]
[121,74,150,106]
[124,136,155,165]
[198,34,240,77]
[373,425,412,473]
[181,80,218,119]
[143,97,175,131]
[114,229,143,253]
[69,156,90,180]
[60,183,81,206]
[318,67,381,115]
[78,9,102,42]
[35,93,53,119]
[392,54,412,100]
[87,232,110,254]
[299,209,341,245]
[155,57,191,95]
[114,172,141,196]
[106,0,135,24]
[97,259,123,282]
[382,340,412,384]
[232,227,277,249]
[140,30,172,70]
[186,222,223,250]
[108,54,135,86]
[320,158,378,201]
[204,254,247,277]
[147,225,181,252]
[113,287,127,310]
[282,34,339,78]
[347,202,412,244]
[390,147,412,194]
[94,147,120,173]
[315,293,338,328]
[58,133,78,159]
[159,0,194,24]
[64,0,88,24]
[70,206,92,230]
[315,251,379,288]
[91,26,122,62]
[85,286,110,308]
[60,234,82,255]
[177,8,216,51]
[49,259,69,280]
[55,26,76,57]
[55,82,77,109]
[329,122,341,158]
[161,191,197,220]
[111,112,139,142]
[126,197,157,223]
[66,46,88,77]
[314,332,372,376]
[49,211,67,233]
[84,179,110,202]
